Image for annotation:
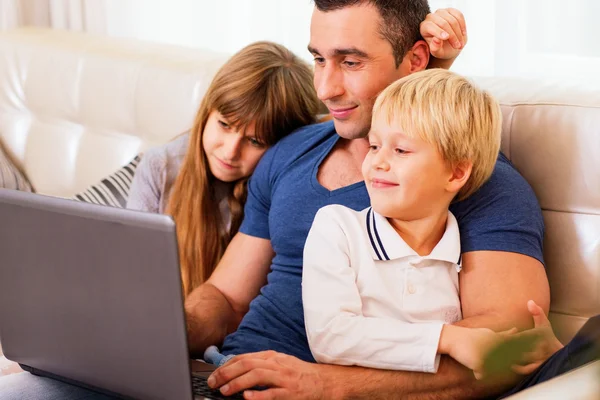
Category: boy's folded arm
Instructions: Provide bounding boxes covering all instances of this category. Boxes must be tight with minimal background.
[306,308,445,373]
[304,231,541,398]
[316,250,542,400]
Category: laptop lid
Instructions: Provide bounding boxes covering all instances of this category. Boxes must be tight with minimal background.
[0,189,195,400]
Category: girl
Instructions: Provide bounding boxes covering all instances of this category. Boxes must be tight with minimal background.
[127,41,320,296]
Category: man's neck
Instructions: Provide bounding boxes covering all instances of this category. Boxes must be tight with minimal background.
[316,137,370,191]
[337,136,370,165]
[388,209,449,256]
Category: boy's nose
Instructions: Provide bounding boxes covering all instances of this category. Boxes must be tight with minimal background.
[372,151,390,171]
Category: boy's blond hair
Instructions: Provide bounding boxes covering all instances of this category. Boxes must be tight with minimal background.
[372,69,502,201]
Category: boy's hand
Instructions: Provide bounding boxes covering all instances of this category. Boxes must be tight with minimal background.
[510,300,564,375]
[440,325,514,380]
[420,8,467,61]
[455,327,511,379]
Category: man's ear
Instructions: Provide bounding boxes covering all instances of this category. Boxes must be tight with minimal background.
[407,40,429,73]
[447,161,472,194]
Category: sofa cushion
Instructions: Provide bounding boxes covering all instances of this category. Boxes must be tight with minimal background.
[472,77,600,343]
[0,138,32,192]
[0,28,229,198]
[73,154,141,208]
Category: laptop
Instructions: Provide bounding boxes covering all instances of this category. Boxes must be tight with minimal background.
[0,188,243,400]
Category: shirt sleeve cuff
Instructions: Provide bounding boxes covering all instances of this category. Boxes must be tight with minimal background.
[423,322,444,373]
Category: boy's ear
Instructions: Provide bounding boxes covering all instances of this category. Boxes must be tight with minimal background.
[447,161,472,194]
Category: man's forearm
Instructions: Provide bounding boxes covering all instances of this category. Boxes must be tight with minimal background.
[455,310,536,331]
[184,283,243,357]
[322,355,508,400]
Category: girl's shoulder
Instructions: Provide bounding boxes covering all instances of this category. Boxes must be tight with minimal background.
[162,132,190,160]
[142,132,190,171]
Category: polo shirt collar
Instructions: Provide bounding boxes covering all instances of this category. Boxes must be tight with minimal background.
[365,207,461,268]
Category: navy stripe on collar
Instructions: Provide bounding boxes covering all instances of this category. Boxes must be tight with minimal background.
[366,208,382,260]
[366,208,390,261]
[372,211,390,261]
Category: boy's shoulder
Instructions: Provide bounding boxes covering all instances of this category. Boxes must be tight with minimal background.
[314,204,370,227]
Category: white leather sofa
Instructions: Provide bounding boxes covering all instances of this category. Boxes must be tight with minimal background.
[0,28,598,398]
[0,28,229,198]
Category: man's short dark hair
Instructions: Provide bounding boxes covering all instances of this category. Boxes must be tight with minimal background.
[313,0,431,67]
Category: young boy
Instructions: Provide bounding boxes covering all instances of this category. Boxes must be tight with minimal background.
[302,69,505,378]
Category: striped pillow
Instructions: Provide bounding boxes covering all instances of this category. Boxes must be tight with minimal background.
[73,155,141,208]
[0,139,33,192]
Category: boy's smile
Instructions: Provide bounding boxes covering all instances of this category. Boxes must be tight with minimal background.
[362,116,457,222]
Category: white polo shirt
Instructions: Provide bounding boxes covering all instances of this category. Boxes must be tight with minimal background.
[302,204,462,373]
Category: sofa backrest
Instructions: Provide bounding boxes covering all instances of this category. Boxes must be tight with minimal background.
[472,76,600,342]
[0,28,228,197]
[0,28,598,342]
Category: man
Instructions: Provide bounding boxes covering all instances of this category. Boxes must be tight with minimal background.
[185,1,552,399]
[0,4,479,399]
[1,2,597,399]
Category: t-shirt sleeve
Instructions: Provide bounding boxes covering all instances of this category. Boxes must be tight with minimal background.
[126,149,165,214]
[452,154,545,265]
[239,145,279,240]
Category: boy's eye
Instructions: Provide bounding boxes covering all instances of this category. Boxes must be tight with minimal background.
[395,148,408,154]
[369,144,379,151]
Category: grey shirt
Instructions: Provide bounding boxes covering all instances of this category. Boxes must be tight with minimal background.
[127,133,190,214]
[126,133,231,230]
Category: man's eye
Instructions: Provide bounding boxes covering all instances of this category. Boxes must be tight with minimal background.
[313,57,325,65]
[343,61,359,68]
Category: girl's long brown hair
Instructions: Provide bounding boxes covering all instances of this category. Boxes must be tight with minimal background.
[167,42,320,297]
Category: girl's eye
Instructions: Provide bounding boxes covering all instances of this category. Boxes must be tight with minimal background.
[218,120,230,129]
[247,137,265,148]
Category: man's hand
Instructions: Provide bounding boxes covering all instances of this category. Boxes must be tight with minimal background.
[207,351,327,400]
[510,300,564,375]
[420,8,467,62]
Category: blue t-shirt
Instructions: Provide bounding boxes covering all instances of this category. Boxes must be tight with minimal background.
[221,121,544,362]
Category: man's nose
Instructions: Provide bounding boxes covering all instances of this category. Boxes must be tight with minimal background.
[315,64,344,102]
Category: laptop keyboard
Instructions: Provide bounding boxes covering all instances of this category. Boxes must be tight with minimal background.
[192,375,245,399]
